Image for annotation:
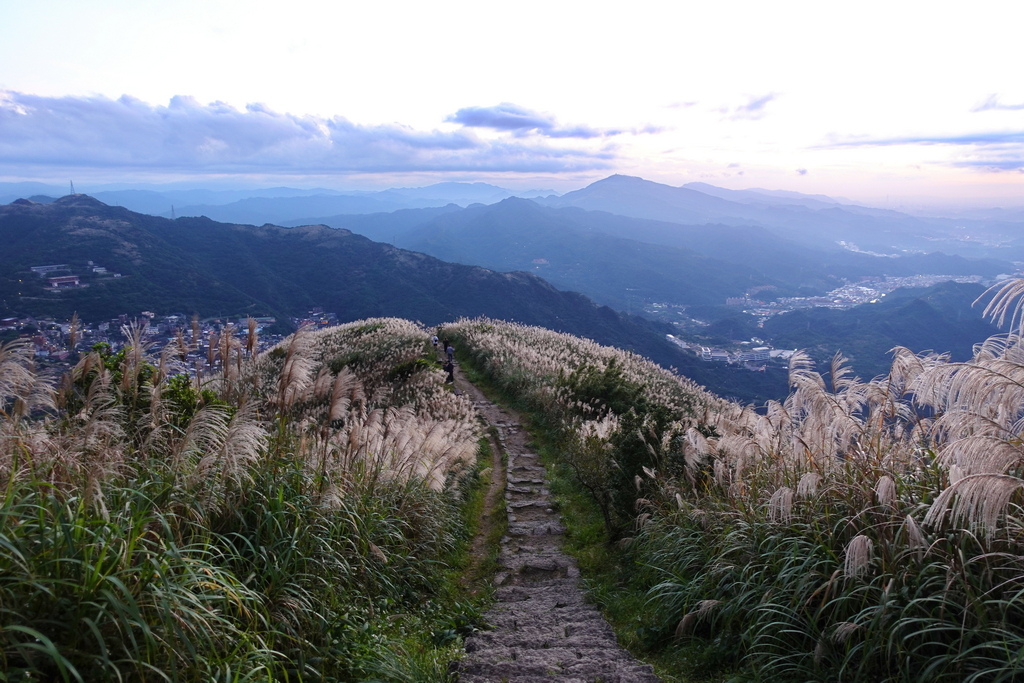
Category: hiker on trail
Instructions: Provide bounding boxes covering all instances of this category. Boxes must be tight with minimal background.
[431,334,439,348]
[445,344,455,363]
[444,359,455,383]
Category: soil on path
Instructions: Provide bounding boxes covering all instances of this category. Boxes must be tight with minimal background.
[449,363,660,683]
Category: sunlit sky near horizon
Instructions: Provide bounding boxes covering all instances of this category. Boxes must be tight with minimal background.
[2,0,1023,207]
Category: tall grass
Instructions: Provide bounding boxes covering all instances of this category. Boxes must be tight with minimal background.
[1,318,483,680]
[445,296,1024,681]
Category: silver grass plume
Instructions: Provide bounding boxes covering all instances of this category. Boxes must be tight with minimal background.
[276,326,315,415]
[797,471,822,499]
[976,278,1024,336]
[175,328,188,361]
[676,599,721,638]
[329,368,364,424]
[65,377,126,481]
[924,473,1024,537]
[246,316,258,357]
[119,320,153,393]
[312,367,334,402]
[193,401,265,490]
[833,621,861,645]
[843,534,874,578]
[67,312,80,352]
[218,324,236,374]
[875,475,897,508]
[207,331,218,368]
[768,486,794,522]
[902,514,928,553]
[0,338,54,420]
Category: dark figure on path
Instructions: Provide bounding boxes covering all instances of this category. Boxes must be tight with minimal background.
[444,360,455,383]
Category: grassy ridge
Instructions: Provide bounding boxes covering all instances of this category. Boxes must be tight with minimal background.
[444,302,1024,682]
[0,319,486,681]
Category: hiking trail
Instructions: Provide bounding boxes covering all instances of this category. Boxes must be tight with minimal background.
[450,364,661,683]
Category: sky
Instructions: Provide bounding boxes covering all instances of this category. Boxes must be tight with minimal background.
[1,0,1023,207]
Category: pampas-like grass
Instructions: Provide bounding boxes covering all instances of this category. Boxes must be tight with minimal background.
[902,513,928,552]
[768,486,794,523]
[275,325,316,414]
[875,475,896,507]
[843,534,874,578]
[0,338,54,421]
[924,473,1024,537]
[975,278,1024,335]
[796,471,821,499]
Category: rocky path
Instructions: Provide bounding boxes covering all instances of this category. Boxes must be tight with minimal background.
[452,367,660,683]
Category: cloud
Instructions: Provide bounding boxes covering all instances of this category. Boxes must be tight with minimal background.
[796,168,808,175]
[830,131,1024,147]
[972,95,1024,112]
[720,93,777,121]
[447,103,619,139]
[824,130,1024,171]
[0,91,616,176]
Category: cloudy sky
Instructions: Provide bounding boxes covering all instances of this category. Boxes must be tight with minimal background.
[1,0,1022,206]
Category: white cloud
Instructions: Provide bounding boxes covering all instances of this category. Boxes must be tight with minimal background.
[0,91,616,176]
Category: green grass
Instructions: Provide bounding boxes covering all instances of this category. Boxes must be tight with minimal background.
[0,321,497,681]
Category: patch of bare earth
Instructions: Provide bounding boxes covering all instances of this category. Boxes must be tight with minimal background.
[451,364,660,683]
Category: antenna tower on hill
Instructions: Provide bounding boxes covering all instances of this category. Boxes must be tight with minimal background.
[69,180,75,195]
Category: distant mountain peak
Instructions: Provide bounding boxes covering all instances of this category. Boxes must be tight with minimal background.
[52,194,111,210]
[598,174,649,184]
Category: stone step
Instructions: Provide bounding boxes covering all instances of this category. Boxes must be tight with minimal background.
[459,388,659,683]
[507,521,566,536]
[457,656,660,682]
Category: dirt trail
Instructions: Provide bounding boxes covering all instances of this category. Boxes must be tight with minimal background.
[451,364,660,683]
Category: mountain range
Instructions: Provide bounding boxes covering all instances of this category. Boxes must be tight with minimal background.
[4,171,1021,398]
[0,194,790,403]
[535,175,1024,260]
[0,181,555,222]
[285,190,1011,313]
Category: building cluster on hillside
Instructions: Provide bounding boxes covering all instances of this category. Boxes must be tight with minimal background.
[734,274,986,321]
[699,344,795,369]
[667,333,794,370]
[0,311,289,380]
[30,262,122,290]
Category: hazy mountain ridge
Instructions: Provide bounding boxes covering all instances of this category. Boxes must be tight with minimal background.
[4,174,1018,398]
[298,197,1010,311]
[538,175,1024,260]
[10,175,1023,263]
[0,194,792,403]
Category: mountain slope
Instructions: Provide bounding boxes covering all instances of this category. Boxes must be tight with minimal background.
[397,198,779,308]
[0,195,792,402]
[762,281,1000,379]
[538,175,1024,259]
[312,198,1008,311]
